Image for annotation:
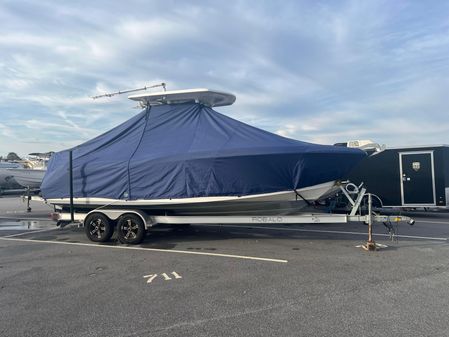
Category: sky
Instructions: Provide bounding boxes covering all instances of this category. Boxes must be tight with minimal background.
[1,0,449,157]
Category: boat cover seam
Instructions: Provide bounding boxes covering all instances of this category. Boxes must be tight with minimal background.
[126,107,151,200]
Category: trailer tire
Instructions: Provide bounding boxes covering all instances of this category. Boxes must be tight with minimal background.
[117,214,146,244]
[84,213,114,242]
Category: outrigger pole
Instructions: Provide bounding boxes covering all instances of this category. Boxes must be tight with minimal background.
[91,83,166,100]
[69,150,74,223]
[67,83,166,220]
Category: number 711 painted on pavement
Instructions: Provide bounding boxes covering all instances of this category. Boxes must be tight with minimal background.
[143,271,182,283]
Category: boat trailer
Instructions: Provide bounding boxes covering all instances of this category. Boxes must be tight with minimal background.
[43,184,415,250]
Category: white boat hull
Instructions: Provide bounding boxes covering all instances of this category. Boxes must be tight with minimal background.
[6,168,46,188]
[46,181,338,215]
[0,169,20,189]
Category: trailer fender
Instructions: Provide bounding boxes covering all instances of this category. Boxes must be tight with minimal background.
[84,209,151,228]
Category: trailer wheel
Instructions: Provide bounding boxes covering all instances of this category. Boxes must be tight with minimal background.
[117,214,146,244]
[84,213,114,242]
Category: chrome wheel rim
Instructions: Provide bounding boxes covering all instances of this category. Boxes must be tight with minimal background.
[89,218,106,239]
[121,219,139,240]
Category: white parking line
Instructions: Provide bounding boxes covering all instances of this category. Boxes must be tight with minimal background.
[413,220,449,225]
[4,227,58,238]
[0,218,52,222]
[199,224,448,241]
[0,236,288,263]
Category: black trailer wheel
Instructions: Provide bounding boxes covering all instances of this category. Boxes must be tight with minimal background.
[84,213,114,242]
[117,214,146,244]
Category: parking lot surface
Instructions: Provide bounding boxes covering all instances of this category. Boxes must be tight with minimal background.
[1,197,449,337]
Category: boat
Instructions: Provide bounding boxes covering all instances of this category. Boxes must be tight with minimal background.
[40,88,366,215]
[6,168,46,189]
[0,162,23,189]
[6,153,51,189]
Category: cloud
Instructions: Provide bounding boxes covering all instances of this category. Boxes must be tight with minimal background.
[0,123,16,138]
[0,0,449,156]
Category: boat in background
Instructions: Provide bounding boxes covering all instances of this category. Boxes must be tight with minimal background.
[41,88,366,215]
[6,153,52,189]
[7,168,46,189]
[0,162,23,189]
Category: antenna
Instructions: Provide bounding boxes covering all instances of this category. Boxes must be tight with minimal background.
[91,82,166,100]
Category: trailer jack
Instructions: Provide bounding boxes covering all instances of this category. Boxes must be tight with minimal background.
[339,185,415,251]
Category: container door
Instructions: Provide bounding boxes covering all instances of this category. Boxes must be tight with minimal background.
[400,151,436,206]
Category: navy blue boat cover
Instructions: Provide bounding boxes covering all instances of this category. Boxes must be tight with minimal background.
[41,103,366,199]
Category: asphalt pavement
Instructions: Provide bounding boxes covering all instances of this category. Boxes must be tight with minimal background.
[1,197,449,337]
